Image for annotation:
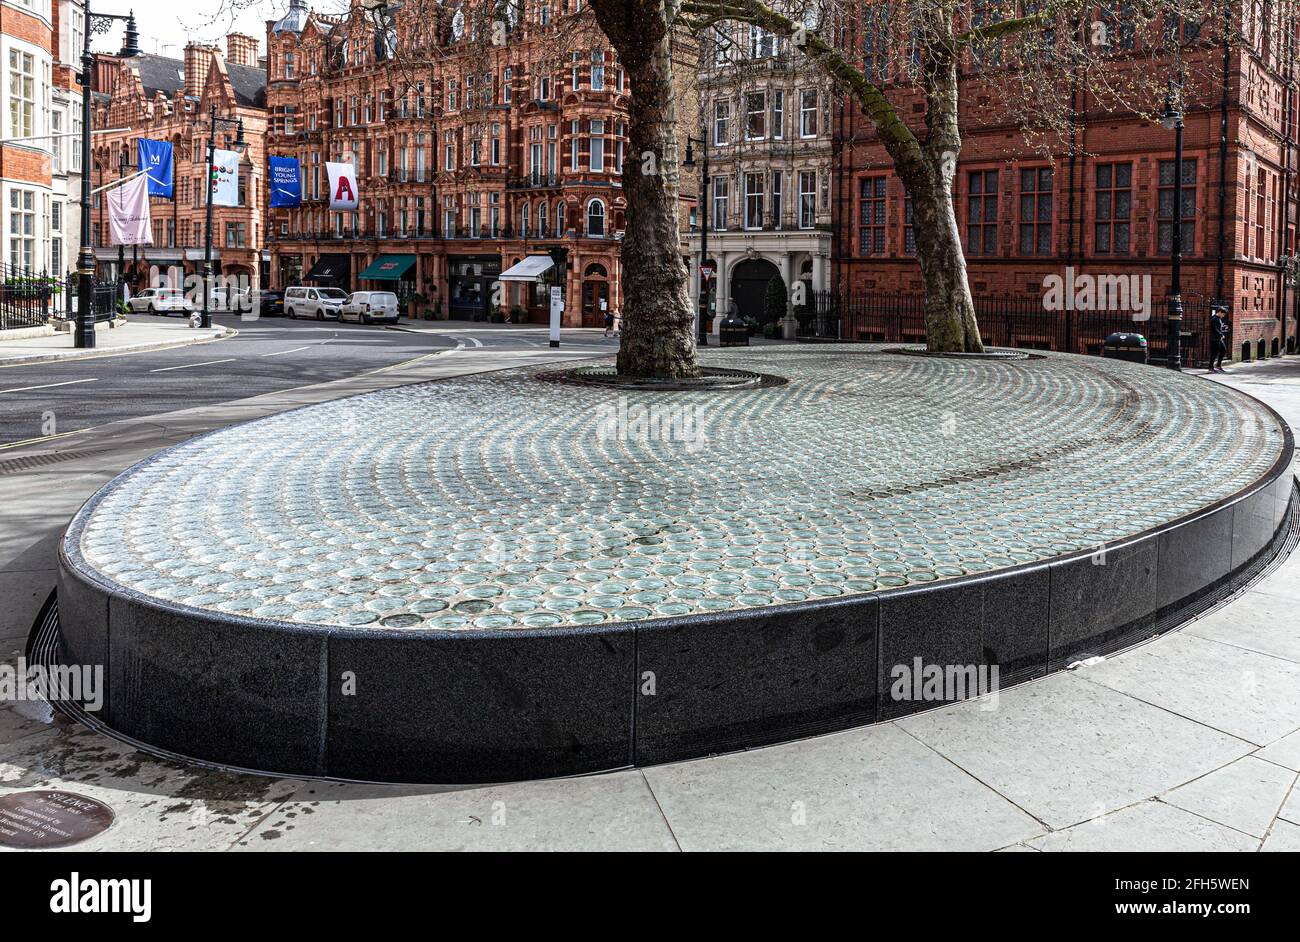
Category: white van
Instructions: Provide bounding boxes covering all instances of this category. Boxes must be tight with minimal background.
[339,291,400,324]
[284,286,348,320]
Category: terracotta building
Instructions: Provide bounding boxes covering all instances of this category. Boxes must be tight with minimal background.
[834,11,1299,362]
[264,0,645,325]
[684,22,834,333]
[89,34,268,287]
[2,0,83,278]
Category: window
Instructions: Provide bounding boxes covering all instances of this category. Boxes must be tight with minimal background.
[712,175,729,230]
[771,171,783,227]
[1157,158,1196,254]
[591,51,605,90]
[72,113,82,170]
[587,199,605,237]
[771,90,784,140]
[492,124,501,165]
[571,120,581,171]
[8,189,35,269]
[9,50,35,139]
[799,89,818,138]
[1018,167,1053,255]
[285,52,295,79]
[557,202,565,235]
[904,198,916,255]
[444,130,456,171]
[538,201,548,237]
[447,79,458,111]
[51,110,62,172]
[503,67,512,104]
[1094,162,1131,254]
[858,177,886,255]
[798,171,816,228]
[746,92,766,139]
[744,172,765,229]
[1100,2,1137,51]
[590,120,604,172]
[713,100,730,145]
[749,26,775,58]
[520,202,529,237]
[966,170,998,254]
[863,6,889,82]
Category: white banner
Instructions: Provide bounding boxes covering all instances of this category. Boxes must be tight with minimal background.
[108,173,152,246]
[210,149,240,207]
[326,161,358,211]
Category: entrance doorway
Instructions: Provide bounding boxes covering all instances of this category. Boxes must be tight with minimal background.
[730,258,782,324]
[582,264,609,328]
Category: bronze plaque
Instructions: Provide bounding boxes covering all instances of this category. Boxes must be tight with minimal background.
[0,790,115,849]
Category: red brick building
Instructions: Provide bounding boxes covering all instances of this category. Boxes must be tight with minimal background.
[834,11,1299,361]
[90,36,268,287]
[264,0,635,325]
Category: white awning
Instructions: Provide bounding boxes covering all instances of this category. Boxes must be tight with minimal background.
[498,255,555,282]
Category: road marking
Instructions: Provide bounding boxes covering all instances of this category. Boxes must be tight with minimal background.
[149,358,237,373]
[0,428,85,450]
[0,378,99,394]
[259,346,313,357]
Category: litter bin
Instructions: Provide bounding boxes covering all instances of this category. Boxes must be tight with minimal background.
[719,311,749,347]
[1103,331,1148,364]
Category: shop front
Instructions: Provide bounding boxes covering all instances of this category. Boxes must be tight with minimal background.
[358,254,417,311]
[447,255,501,320]
[305,254,351,291]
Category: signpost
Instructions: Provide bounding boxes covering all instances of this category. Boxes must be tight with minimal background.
[549,286,563,348]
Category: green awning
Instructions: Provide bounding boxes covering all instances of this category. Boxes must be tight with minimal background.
[358,254,416,280]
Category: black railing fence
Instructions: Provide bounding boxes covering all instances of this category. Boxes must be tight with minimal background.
[0,264,120,331]
[798,290,1213,367]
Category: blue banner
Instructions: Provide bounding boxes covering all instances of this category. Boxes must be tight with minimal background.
[137,139,173,198]
[269,156,302,208]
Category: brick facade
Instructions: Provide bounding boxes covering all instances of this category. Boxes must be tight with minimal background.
[263,0,642,325]
[89,37,267,287]
[834,12,1300,360]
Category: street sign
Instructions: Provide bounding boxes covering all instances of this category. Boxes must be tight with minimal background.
[549,286,563,348]
[700,261,717,281]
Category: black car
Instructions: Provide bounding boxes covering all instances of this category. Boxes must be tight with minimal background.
[255,290,286,317]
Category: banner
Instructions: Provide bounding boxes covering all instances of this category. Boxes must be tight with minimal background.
[268,156,301,208]
[137,138,174,198]
[108,173,152,246]
[326,161,358,211]
[210,149,240,207]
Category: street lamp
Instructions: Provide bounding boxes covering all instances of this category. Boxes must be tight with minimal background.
[75,4,139,349]
[115,149,128,291]
[1160,77,1185,371]
[200,106,247,328]
[682,135,711,345]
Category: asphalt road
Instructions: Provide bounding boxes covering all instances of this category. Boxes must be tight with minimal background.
[0,314,461,447]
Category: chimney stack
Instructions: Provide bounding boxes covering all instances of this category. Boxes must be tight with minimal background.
[183,43,213,100]
[226,33,259,68]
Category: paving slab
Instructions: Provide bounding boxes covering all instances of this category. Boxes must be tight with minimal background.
[1081,632,1300,746]
[1279,781,1300,825]
[898,672,1253,830]
[1184,590,1300,663]
[1027,800,1258,852]
[1254,728,1300,771]
[642,722,1043,851]
[1161,756,1296,837]
[1262,818,1300,851]
[230,770,677,852]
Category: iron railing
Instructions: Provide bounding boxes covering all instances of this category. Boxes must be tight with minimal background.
[798,290,1213,367]
[0,265,65,331]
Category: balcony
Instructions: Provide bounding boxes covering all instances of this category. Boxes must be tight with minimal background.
[507,173,561,190]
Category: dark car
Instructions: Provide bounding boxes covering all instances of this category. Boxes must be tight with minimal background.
[255,290,286,317]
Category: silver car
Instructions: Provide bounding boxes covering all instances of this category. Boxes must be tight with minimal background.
[127,288,194,316]
[339,291,400,324]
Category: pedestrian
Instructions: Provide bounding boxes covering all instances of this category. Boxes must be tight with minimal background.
[604,307,615,338]
[1208,306,1230,373]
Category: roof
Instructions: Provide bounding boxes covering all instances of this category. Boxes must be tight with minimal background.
[226,62,267,108]
[131,54,185,97]
[273,0,310,35]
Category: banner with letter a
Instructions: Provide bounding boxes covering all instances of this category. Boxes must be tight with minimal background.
[269,156,302,208]
[137,139,174,198]
[326,161,358,211]
[210,149,240,207]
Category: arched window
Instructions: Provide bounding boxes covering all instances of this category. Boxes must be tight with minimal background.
[587,199,605,237]
[538,201,548,237]
[584,263,607,278]
[520,202,529,237]
[557,202,566,235]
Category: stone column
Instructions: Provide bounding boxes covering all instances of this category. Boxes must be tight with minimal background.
[781,252,797,340]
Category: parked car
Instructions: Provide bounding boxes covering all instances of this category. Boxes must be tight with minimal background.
[284,286,347,320]
[339,291,400,324]
[127,287,194,316]
[253,290,286,317]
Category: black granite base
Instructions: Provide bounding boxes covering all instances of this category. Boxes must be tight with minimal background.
[52,433,1297,785]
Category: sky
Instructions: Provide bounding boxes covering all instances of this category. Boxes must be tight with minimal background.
[90,0,351,59]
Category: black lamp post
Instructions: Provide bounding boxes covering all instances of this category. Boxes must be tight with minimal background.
[75,5,138,348]
[682,134,711,345]
[200,106,247,328]
[1161,78,1185,371]
[115,150,128,288]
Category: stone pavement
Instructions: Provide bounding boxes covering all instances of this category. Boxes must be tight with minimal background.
[0,318,231,366]
[1,343,1298,851]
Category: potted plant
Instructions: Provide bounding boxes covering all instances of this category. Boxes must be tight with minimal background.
[744,316,760,337]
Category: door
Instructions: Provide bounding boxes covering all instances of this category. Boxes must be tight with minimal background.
[582,280,609,328]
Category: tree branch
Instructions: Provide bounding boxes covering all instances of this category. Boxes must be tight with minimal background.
[953,12,1053,47]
